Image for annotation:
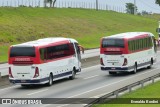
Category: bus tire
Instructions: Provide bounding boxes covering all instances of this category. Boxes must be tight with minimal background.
[47,74,53,86]
[147,59,153,69]
[132,64,137,74]
[109,71,117,75]
[69,69,76,80]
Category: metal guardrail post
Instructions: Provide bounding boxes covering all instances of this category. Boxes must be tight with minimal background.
[151,77,154,83]
[128,86,132,93]
[140,81,144,88]
[114,91,119,98]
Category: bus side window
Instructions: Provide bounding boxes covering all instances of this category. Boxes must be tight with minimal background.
[40,48,46,61]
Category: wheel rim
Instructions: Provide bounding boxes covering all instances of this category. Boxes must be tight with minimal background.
[134,65,137,73]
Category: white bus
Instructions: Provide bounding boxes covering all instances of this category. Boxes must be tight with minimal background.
[8,37,84,86]
[100,32,157,74]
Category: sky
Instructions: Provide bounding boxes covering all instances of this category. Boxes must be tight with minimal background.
[61,0,160,13]
[0,0,160,13]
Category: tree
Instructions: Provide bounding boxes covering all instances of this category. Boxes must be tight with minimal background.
[52,0,57,7]
[44,0,47,7]
[126,3,137,14]
[141,10,149,15]
[44,0,57,7]
[155,0,160,5]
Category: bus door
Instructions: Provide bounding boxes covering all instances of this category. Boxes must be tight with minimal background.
[73,43,84,72]
[151,36,157,53]
[74,43,81,67]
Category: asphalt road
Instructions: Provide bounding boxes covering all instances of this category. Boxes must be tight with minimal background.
[0,51,160,107]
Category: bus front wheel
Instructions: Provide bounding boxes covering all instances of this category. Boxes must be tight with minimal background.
[147,59,153,69]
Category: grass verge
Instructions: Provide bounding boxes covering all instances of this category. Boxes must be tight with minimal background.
[0,7,159,62]
[93,81,160,107]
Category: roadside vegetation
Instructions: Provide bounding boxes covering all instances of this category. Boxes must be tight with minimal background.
[93,80,160,107]
[0,7,159,62]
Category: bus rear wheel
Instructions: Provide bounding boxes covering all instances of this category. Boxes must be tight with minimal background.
[47,74,53,86]
[132,64,137,74]
[69,69,76,80]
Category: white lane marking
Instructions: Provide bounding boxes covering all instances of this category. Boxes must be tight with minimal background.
[27,89,48,96]
[68,67,160,98]
[0,85,18,92]
[81,65,100,73]
[41,104,51,107]
[83,75,99,80]
[56,104,69,107]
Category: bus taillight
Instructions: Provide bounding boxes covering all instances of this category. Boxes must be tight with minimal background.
[33,67,39,78]
[9,67,14,78]
[100,58,104,65]
[122,58,128,66]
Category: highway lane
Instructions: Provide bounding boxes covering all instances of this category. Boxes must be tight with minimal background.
[1,66,160,107]
[0,52,160,107]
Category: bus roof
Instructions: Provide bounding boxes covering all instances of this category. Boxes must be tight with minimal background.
[103,32,154,39]
[11,37,78,47]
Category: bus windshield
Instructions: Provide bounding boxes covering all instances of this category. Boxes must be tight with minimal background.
[102,38,124,48]
[10,47,35,57]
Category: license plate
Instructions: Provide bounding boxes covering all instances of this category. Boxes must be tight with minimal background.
[111,68,115,70]
[21,80,26,83]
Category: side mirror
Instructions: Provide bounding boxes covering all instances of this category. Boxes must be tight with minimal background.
[78,45,84,54]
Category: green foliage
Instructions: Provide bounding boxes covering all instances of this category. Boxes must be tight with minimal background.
[0,7,158,62]
[155,0,160,5]
[126,3,137,14]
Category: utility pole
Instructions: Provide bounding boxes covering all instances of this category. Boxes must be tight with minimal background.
[96,0,98,11]
[134,0,136,15]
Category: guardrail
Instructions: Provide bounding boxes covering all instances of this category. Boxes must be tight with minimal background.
[85,73,160,107]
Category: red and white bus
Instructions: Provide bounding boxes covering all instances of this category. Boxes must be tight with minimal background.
[100,32,157,74]
[8,37,84,86]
